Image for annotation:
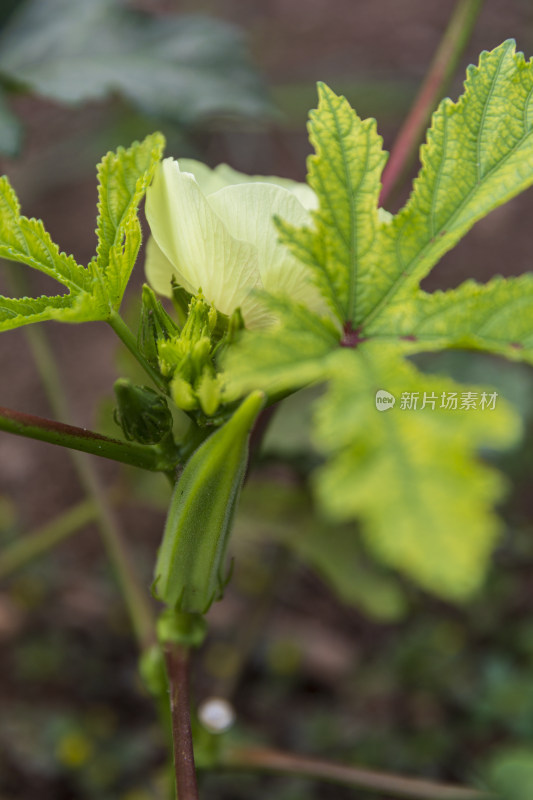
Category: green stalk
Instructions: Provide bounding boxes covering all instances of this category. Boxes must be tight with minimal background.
[379,0,484,207]
[0,405,171,472]
[219,746,490,800]
[108,310,168,393]
[0,499,97,579]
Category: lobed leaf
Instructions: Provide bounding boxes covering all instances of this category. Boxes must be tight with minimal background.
[358,39,533,327]
[221,296,340,401]
[0,176,90,292]
[367,275,533,363]
[0,293,80,332]
[0,133,164,331]
[94,132,165,310]
[275,82,386,323]
[312,344,521,600]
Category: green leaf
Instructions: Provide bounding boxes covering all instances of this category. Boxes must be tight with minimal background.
[94,132,165,310]
[483,748,533,800]
[219,45,533,600]
[312,344,521,600]
[237,478,408,622]
[367,275,533,364]
[0,0,271,123]
[0,174,104,330]
[275,82,386,322]
[221,296,340,401]
[0,176,91,292]
[0,133,164,331]
[0,293,92,332]
[359,39,533,327]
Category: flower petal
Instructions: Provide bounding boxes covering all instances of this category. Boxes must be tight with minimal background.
[207,183,329,317]
[145,235,192,298]
[145,159,263,320]
[179,159,318,210]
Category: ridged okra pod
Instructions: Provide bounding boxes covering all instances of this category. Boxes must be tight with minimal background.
[154,391,265,614]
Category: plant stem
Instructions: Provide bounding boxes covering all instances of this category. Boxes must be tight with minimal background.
[379,0,484,208]
[108,310,168,393]
[164,642,199,800]
[0,405,171,472]
[0,498,97,579]
[220,746,491,800]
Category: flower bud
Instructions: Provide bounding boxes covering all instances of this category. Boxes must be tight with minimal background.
[114,379,173,444]
[138,284,179,372]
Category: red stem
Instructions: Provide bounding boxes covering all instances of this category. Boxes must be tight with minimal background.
[164,643,199,800]
[0,404,170,471]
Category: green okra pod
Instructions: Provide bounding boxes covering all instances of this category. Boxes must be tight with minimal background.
[154,390,265,614]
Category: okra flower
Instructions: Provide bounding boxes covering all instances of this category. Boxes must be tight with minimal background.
[144,158,328,328]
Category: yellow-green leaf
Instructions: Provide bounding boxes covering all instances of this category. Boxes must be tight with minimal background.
[275,82,386,323]
[313,344,521,600]
[359,40,533,327]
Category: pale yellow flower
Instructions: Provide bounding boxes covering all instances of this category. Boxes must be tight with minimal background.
[144,158,328,328]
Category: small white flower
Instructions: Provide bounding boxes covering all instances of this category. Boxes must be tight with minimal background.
[144,158,328,328]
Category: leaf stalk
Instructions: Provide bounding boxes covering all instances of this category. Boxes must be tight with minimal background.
[108,310,168,393]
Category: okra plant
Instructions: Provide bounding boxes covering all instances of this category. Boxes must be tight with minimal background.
[2,37,533,798]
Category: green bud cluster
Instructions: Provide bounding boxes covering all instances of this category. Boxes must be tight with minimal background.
[136,284,245,421]
[156,291,243,418]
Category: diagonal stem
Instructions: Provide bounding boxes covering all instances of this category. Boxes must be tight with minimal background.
[0,498,97,580]
[0,405,171,472]
[108,310,168,393]
[379,0,484,207]
[220,746,491,800]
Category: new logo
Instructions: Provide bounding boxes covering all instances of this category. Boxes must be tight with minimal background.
[375,390,395,411]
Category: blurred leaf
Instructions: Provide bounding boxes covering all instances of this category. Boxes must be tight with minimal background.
[238,479,408,621]
[484,748,533,800]
[261,387,319,457]
[413,350,533,425]
[312,344,521,601]
[0,86,22,155]
[0,0,271,123]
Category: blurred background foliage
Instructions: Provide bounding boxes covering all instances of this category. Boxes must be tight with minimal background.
[2,0,533,798]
